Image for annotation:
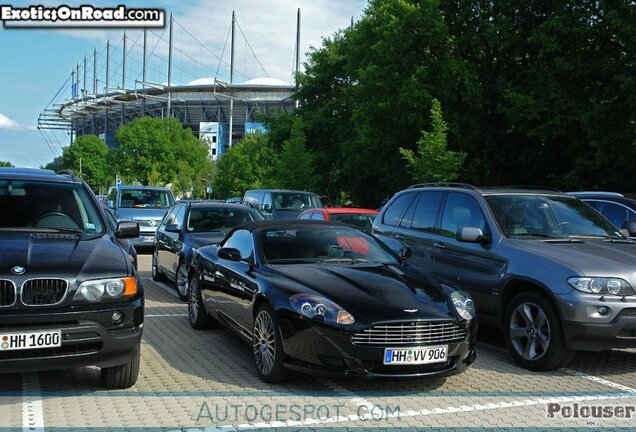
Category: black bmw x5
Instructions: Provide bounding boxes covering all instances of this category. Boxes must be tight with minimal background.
[0,168,143,389]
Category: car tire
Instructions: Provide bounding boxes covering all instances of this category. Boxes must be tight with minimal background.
[151,251,166,282]
[101,349,140,389]
[504,292,575,371]
[176,259,189,301]
[253,304,287,383]
[188,273,213,329]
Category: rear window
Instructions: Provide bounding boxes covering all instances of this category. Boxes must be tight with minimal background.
[330,213,376,231]
[0,180,105,234]
[272,192,322,211]
[119,189,173,209]
[186,207,263,233]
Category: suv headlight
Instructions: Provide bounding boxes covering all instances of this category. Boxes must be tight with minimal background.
[74,277,138,303]
[450,290,475,322]
[290,293,355,325]
[567,277,634,296]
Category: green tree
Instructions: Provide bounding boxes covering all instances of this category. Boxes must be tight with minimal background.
[270,118,319,191]
[113,117,211,196]
[41,156,63,172]
[0,161,13,167]
[399,99,465,183]
[213,132,274,198]
[61,135,109,191]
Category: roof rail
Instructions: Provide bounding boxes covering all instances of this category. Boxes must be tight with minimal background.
[496,185,563,193]
[407,182,477,190]
[56,169,81,181]
[567,191,624,197]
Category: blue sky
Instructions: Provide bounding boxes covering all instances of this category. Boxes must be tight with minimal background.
[0,0,366,168]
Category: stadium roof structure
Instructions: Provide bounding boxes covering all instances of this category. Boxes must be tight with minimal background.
[37,10,305,156]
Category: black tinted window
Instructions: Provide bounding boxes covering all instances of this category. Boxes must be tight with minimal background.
[223,229,254,259]
[310,212,326,221]
[411,192,443,231]
[382,192,416,226]
[187,207,261,233]
[591,201,630,228]
[441,193,487,237]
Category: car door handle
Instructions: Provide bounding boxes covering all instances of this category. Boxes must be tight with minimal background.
[433,242,446,249]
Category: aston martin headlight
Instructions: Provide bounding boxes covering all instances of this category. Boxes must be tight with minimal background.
[567,277,634,296]
[74,277,137,303]
[450,290,475,322]
[290,294,355,325]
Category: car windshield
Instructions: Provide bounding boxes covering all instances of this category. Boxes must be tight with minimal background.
[485,194,624,239]
[0,180,105,235]
[119,189,173,209]
[187,207,264,233]
[330,213,377,231]
[260,226,397,264]
[272,192,321,211]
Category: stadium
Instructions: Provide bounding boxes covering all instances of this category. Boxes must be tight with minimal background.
[37,11,301,160]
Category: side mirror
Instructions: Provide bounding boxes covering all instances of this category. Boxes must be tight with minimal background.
[106,200,114,209]
[218,247,242,261]
[115,221,139,239]
[262,203,272,213]
[165,224,180,233]
[399,247,412,260]
[456,227,489,244]
[621,220,636,237]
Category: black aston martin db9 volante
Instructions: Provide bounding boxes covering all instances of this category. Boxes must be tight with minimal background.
[188,220,477,382]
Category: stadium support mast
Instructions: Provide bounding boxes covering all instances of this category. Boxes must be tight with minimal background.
[105,40,110,139]
[229,10,235,148]
[142,28,147,116]
[122,32,126,124]
[93,48,97,96]
[295,8,301,108]
[167,13,173,117]
[83,55,87,101]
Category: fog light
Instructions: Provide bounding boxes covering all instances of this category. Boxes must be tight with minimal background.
[112,311,124,324]
[597,306,609,315]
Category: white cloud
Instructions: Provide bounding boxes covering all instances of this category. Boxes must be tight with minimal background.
[0,113,22,130]
[55,0,366,84]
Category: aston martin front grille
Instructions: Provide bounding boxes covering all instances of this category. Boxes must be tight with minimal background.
[352,321,467,346]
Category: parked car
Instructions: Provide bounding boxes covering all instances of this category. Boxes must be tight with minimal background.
[103,205,138,270]
[187,220,477,382]
[106,185,175,248]
[152,201,265,300]
[373,183,636,371]
[0,168,143,388]
[243,189,323,219]
[298,207,379,231]
[568,192,636,238]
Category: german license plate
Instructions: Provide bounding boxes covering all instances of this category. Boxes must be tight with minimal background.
[0,330,62,351]
[383,345,447,365]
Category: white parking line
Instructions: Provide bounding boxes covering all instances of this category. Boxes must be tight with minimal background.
[145,278,180,300]
[320,378,384,418]
[146,314,189,318]
[563,368,636,393]
[22,372,44,432]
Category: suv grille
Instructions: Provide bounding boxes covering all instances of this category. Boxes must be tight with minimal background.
[352,321,467,346]
[21,279,68,306]
[135,219,158,227]
[0,280,16,306]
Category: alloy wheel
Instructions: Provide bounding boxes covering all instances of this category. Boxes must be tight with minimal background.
[253,311,276,376]
[177,264,189,298]
[509,302,550,361]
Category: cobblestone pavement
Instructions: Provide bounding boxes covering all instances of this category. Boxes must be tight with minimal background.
[1,254,635,431]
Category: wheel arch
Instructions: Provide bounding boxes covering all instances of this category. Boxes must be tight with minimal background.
[500,277,564,325]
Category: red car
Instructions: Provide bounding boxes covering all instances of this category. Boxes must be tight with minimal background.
[298,208,379,254]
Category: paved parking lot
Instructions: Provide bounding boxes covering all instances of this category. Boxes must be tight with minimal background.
[1,253,635,431]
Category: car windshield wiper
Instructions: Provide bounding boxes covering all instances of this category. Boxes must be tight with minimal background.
[38,227,84,234]
[509,233,564,239]
[568,234,621,240]
[319,258,371,264]
[0,227,83,234]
